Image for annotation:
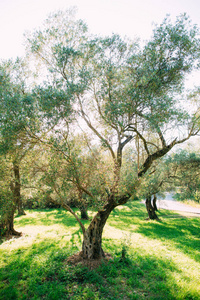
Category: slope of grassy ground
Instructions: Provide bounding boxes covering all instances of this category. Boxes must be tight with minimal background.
[0,202,200,300]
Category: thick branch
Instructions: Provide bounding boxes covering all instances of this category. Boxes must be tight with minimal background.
[71,178,94,199]
[138,139,177,177]
[129,126,150,155]
[155,125,166,147]
[117,135,133,167]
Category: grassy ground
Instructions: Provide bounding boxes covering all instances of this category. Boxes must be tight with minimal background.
[0,202,200,300]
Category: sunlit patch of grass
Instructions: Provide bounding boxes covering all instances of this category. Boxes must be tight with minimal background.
[14,208,79,227]
[0,202,200,299]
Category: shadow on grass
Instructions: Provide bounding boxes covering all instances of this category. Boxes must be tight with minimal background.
[0,238,76,300]
[1,204,200,299]
[109,201,147,228]
[1,237,199,300]
[136,216,200,262]
[14,204,200,265]
[109,201,200,263]
[14,208,90,229]
[70,229,83,246]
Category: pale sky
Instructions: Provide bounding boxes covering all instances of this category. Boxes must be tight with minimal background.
[0,0,200,60]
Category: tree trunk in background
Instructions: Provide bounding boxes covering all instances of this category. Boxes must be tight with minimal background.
[77,191,89,220]
[6,206,21,236]
[13,163,26,216]
[0,205,21,237]
[152,194,158,211]
[80,206,89,220]
[145,196,158,220]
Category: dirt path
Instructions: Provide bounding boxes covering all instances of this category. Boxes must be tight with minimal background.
[157,199,200,217]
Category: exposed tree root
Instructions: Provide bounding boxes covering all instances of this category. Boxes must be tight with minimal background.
[66,251,113,269]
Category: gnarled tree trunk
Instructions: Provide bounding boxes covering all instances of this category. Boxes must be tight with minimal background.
[0,205,21,237]
[80,206,89,220]
[5,207,21,236]
[82,201,116,259]
[152,194,158,211]
[145,196,158,220]
[81,193,131,259]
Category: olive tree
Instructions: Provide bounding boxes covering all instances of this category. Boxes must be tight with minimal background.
[137,158,173,220]
[0,155,19,236]
[0,58,37,235]
[168,150,200,202]
[26,10,200,259]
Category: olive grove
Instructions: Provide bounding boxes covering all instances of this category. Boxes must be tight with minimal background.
[1,9,200,258]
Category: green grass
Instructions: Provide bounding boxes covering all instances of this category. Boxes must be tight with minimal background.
[0,202,200,299]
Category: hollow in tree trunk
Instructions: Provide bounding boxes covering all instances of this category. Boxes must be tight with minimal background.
[145,196,158,220]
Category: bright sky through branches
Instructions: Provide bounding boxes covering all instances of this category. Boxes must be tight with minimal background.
[0,0,199,148]
[0,0,200,88]
[0,0,200,60]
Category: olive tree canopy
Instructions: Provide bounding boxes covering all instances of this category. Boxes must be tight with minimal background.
[24,10,200,259]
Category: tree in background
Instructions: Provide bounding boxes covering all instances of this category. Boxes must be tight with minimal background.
[0,155,21,236]
[168,150,200,202]
[0,58,38,235]
[20,10,200,259]
[137,157,174,219]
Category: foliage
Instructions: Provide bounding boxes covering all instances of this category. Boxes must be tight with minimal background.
[25,10,200,197]
[0,59,36,155]
[0,58,40,222]
[1,9,200,257]
[168,150,200,202]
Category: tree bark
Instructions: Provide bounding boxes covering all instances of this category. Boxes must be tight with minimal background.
[80,206,89,220]
[77,191,89,220]
[145,196,158,220]
[0,205,21,237]
[82,201,116,259]
[81,193,130,259]
[13,163,26,216]
[138,139,176,177]
[6,207,21,236]
[152,194,158,211]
